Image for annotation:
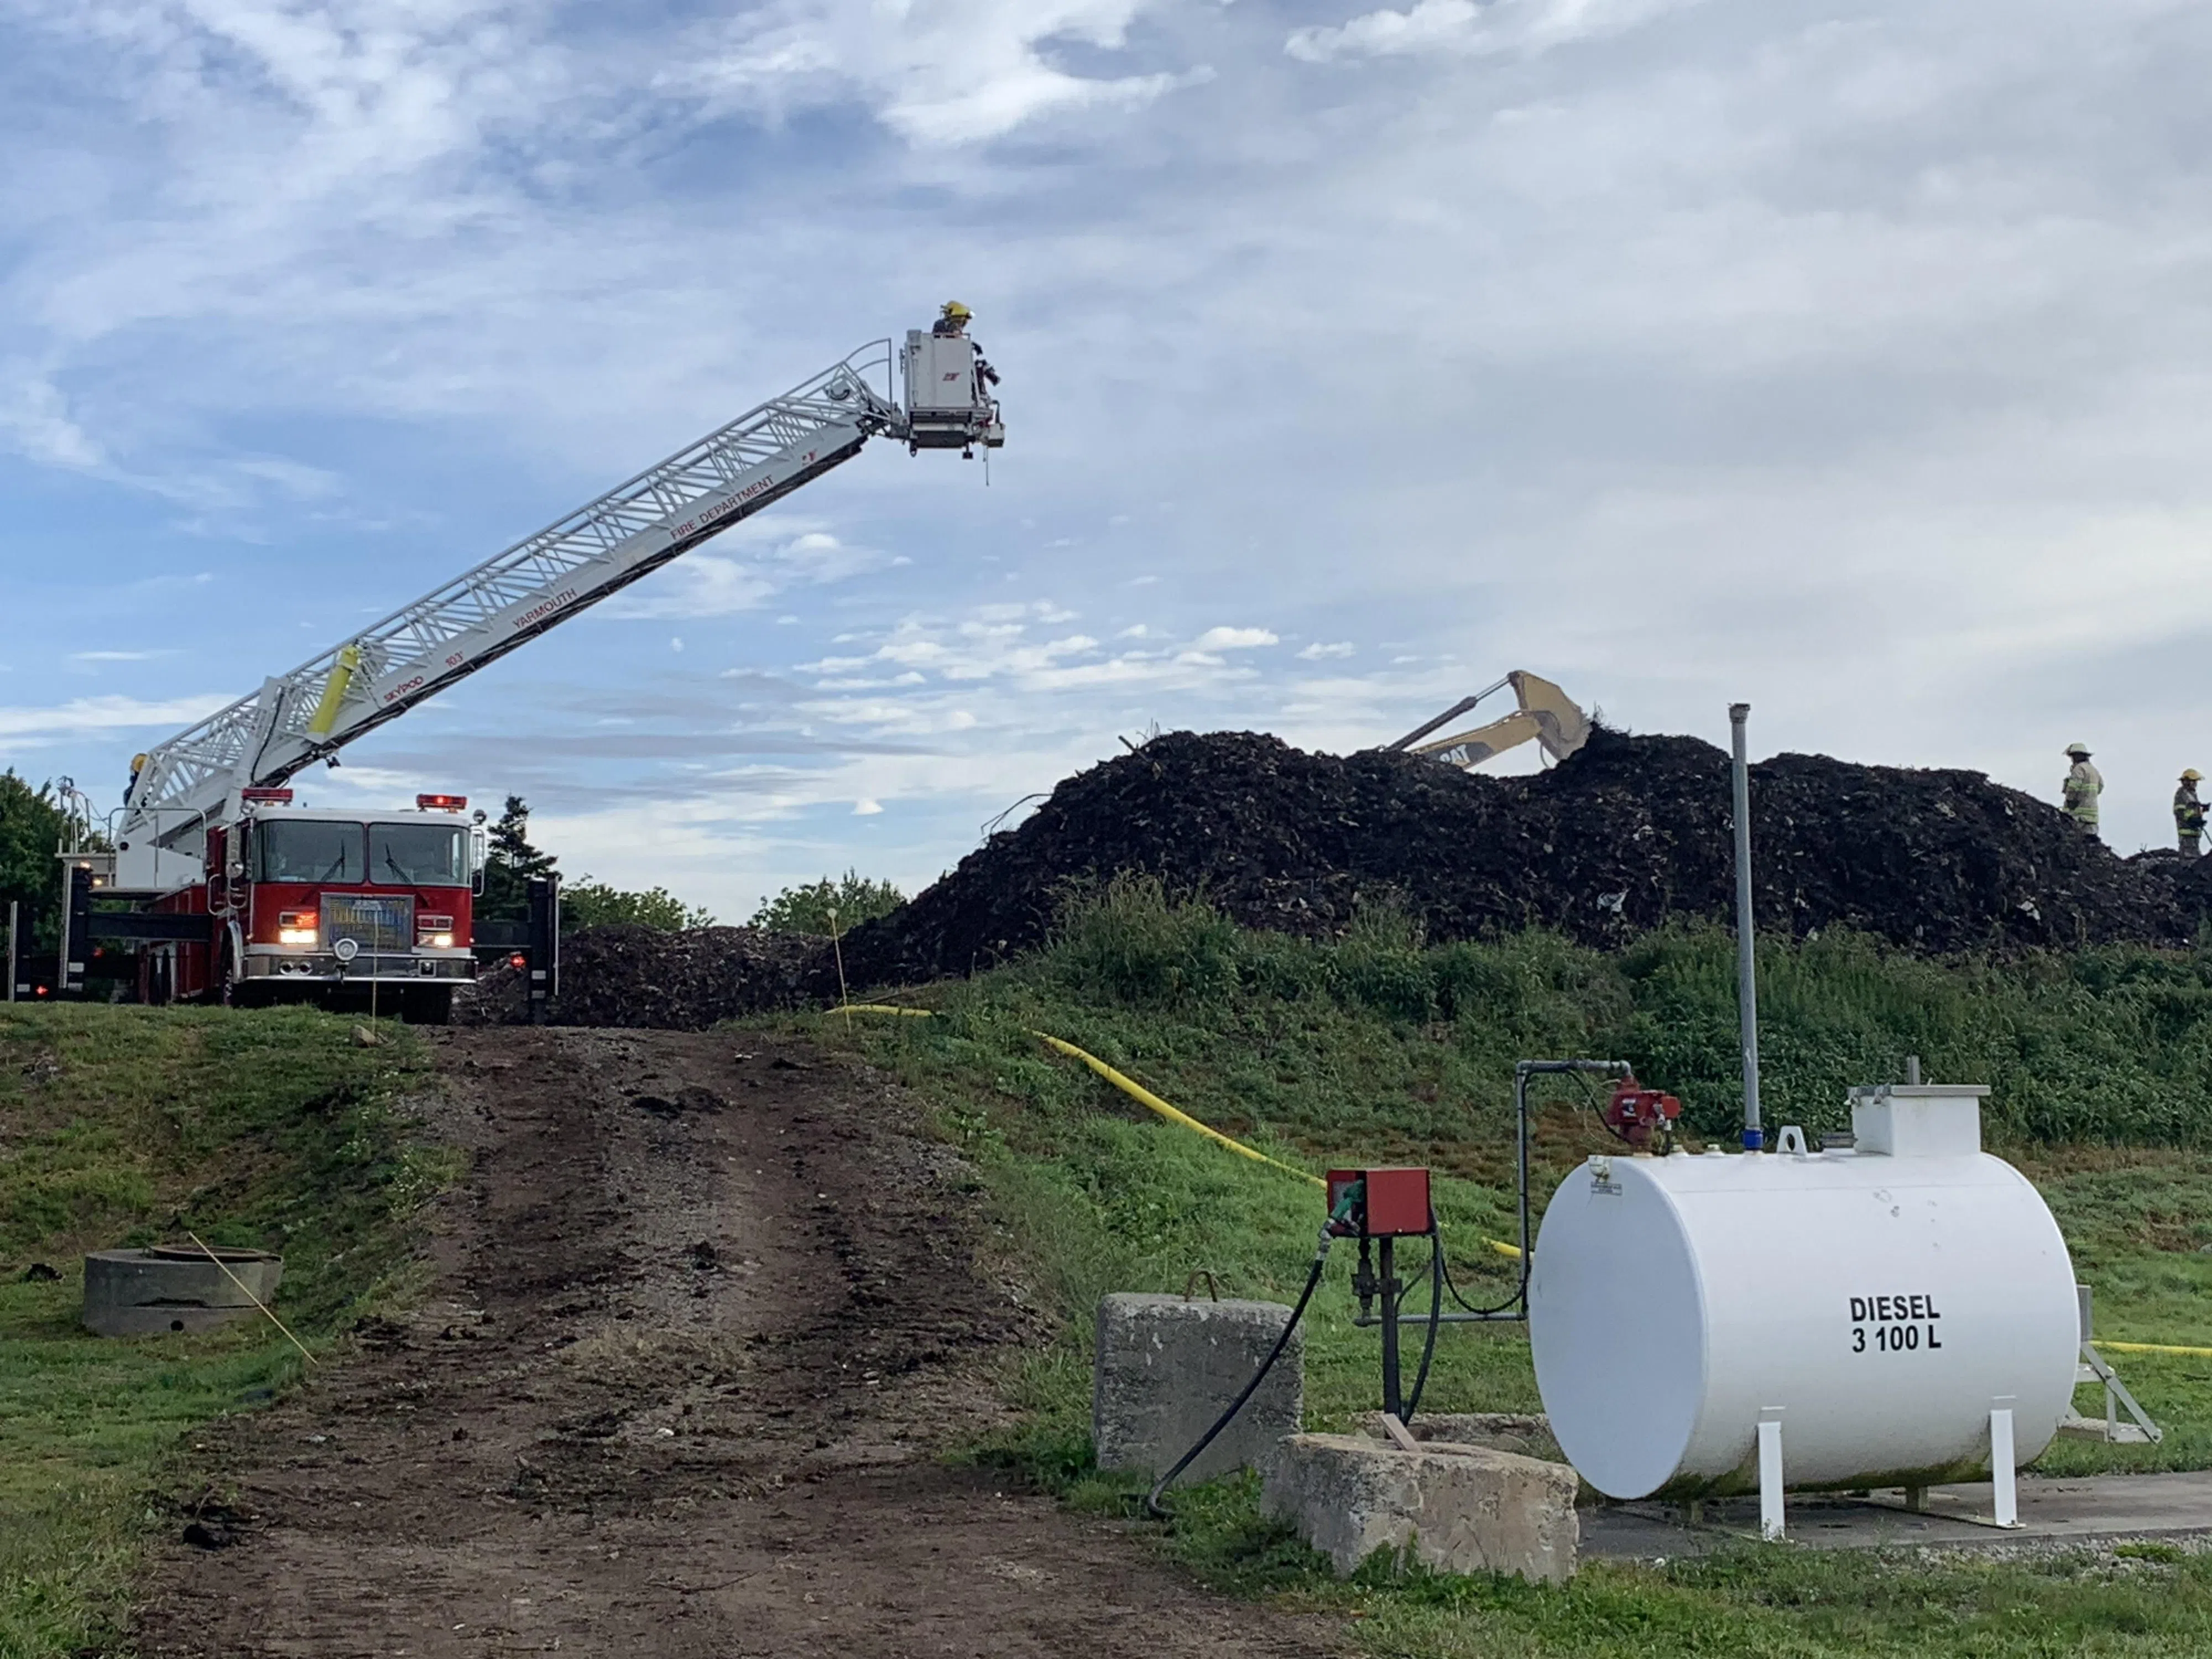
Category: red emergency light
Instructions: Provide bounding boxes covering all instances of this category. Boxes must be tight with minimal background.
[509,953,527,970]
[241,787,294,804]
[1324,1166,1433,1238]
[416,794,468,812]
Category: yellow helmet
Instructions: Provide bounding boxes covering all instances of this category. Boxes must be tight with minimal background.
[2185,769,2204,782]
[941,301,972,320]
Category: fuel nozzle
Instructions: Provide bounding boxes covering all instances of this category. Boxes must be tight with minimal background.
[1326,1177,1366,1238]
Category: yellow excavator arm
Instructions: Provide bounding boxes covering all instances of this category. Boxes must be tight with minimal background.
[1388,670,1591,769]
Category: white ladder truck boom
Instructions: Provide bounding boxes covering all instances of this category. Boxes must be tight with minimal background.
[117,321,1004,891]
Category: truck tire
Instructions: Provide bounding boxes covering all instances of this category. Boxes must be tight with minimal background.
[401,985,453,1026]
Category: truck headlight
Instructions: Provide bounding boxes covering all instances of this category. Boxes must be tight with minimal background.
[278,927,319,946]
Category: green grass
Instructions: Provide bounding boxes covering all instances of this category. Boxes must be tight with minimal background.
[802,879,2212,1656]
[0,1005,454,1659]
[1147,1493,2212,1658]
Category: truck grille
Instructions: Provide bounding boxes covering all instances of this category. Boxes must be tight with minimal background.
[321,894,415,952]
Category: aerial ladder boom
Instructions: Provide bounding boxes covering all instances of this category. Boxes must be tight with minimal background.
[118,325,1004,891]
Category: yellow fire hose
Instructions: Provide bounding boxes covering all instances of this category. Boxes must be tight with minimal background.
[838,1003,1522,1260]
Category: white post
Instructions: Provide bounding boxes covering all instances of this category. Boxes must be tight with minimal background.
[4,901,15,1002]
[1990,1404,2020,1528]
[1757,1413,1785,1541]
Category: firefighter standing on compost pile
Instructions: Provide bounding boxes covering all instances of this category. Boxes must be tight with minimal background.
[2177,769,2206,855]
[2064,743,2104,834]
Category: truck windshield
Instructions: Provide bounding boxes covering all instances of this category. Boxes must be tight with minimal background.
[255,821,365,884]
[369,822,467,887]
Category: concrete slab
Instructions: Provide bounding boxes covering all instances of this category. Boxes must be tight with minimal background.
[1583,1470,2212,1558]
[1264,1432,1580,1584]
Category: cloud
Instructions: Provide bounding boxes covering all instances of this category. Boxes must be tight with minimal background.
[604,525,886,621]
[1192,627,1279,651]
[1298,641,1355,660]
[677,0,1199,146]
[69,649,171,663]
[0,693,234,743]
[1285,0,1698,63]
[604,556,776,620]
[0,373,103,469]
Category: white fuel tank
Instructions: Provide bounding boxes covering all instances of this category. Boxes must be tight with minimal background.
[1528,1086,2079,1500]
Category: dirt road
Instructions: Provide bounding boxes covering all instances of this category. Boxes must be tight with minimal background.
[133,1029,1343,1657]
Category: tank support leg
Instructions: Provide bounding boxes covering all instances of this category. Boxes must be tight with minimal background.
[1757,1415,1785,1541]
[1990,1404,2021,1528]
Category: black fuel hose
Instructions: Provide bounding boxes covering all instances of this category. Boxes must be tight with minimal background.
[1145,1238,1332,1520]
[1401,1215,1445,1420]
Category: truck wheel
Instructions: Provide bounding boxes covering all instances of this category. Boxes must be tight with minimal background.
[401,985,453,1026]
[212,940,239,1007]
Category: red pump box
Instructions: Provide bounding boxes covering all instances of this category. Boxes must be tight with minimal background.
[1326,1166,1432,1238]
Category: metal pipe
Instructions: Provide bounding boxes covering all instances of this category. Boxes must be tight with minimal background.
[54,860,72,1003]
[1356,1312,1539,1328]
[1387,677,1511,752]
[1379,1236,1403,1419]
[1730,703,1764,1151]
[1479,1058,1632,1320]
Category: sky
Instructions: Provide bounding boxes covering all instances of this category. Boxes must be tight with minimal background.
[6,0,2212,919]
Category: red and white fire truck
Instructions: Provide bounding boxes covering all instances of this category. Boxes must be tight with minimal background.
[61,314,1004,1020]
[128,789,483,1022]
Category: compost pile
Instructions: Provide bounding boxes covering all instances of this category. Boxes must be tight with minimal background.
[836,726,2205,986]
[496,726,2212,1028]
[463,924,827,1029]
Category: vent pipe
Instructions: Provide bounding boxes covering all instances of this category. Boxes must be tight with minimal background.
[1730,702,1763,1151]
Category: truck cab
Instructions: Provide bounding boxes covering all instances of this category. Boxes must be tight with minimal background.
[143,791,484,1021]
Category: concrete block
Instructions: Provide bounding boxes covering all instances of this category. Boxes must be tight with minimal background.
[1262,1432,1579,1584]
[1093,1292,1301,1481]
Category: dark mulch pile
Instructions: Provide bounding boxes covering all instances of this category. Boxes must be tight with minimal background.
[462,924,828,1029]
[481,727,2212,1029]
[838,727,2212,985]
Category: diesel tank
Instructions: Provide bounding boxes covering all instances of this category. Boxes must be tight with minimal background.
[1528,1084,2079,1500]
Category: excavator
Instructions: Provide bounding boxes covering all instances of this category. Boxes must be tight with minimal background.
[1387,670,1590,770]
[49,310,1005,1019]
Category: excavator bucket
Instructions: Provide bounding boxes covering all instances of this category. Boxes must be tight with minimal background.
[1505,670,1591,761]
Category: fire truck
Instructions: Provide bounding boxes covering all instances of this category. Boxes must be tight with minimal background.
[58,317,1005,1021]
